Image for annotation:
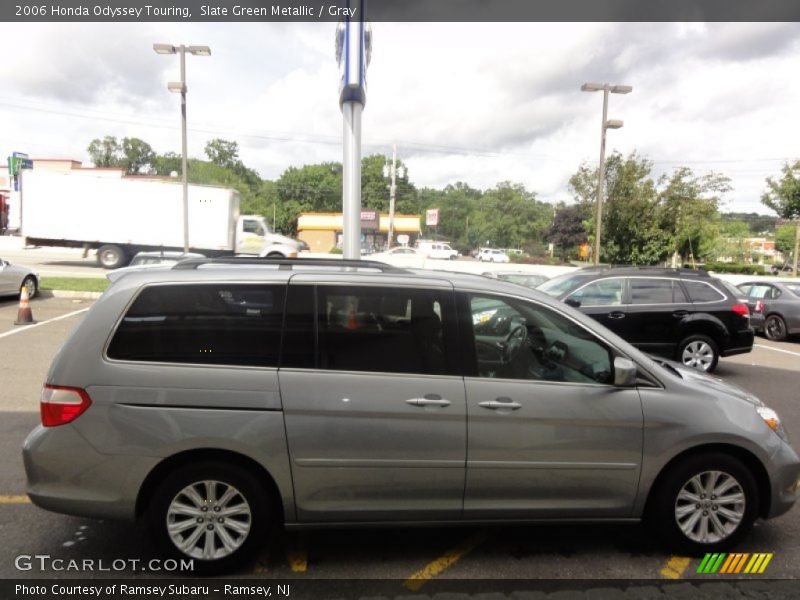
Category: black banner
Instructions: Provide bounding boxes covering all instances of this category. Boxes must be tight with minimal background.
[3,0,800,22]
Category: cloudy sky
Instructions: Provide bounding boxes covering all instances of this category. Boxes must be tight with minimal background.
[1,21,799,214]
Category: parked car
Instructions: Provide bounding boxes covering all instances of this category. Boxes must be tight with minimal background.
[477,248,510,263]
[416,240,459,260]
[129,251,207,267]
[371,246,427,268]
[24,258,798,573]
[0,257,39,298]
[482,270,549,289]
[537,266,754,373]
[737,281,800,341]
[107,252,206,283]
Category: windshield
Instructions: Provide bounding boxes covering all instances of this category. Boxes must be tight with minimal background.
[537,273,591,297]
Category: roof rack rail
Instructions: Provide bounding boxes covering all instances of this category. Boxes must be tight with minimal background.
[171,256,407,272]
[592,265,711,277]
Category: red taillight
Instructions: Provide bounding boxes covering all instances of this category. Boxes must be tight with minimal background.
[40,384,91,427]
[755,300,765,313]
[731,303,750,317]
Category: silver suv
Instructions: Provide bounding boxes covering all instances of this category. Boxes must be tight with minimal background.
[23,258,800,573]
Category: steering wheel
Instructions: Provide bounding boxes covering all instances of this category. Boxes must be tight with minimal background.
[502,324,528,363]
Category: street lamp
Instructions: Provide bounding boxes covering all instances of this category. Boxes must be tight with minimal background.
[382,144,405,249]
[153,43,211,254]
[581,82,632,265]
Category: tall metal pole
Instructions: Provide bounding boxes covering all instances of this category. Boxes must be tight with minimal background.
[342,101,363,260]
[387,143,397,249]
[594,87,609,266]
[179,45,189,254]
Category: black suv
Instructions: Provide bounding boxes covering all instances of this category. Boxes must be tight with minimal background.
[538,267,754,372]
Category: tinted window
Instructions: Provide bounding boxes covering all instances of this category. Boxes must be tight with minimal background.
[629,278,674,304]
[466,294,614,384]
[683,281,725,303]
[785,284,800,297]
[108,284,285,366]
[568,278,624,306]
[314,286,456,375]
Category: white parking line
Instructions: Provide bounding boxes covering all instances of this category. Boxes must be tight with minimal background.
[0,308,90,340]
[754,343,800,358]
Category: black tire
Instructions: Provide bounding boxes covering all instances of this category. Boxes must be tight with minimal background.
[96,244,127,269]
[649,453,758,556]
[764,314,788,342]
[266,252,285,258]
[676,334,719,373]
[147,461,272,575]
[21,276,38,299]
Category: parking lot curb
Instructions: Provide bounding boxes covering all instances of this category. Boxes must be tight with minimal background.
[39,290,103,300]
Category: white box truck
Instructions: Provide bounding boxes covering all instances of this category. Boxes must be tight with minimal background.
[20,170,301,268]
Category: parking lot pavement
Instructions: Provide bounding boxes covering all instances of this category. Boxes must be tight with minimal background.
[0,299,798,588]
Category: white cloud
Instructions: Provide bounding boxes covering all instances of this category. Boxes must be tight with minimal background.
[1,21,799,214]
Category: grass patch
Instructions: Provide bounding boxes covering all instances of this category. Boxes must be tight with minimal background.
[40,277,109,293]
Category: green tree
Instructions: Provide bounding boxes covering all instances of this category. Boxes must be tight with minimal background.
[87,136,122,168]
[774,223,795,260]
[204,139,240,169]
[762,161,800,275]
[120,137,155,175]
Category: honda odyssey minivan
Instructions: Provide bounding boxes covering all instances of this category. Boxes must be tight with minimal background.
[23,258,800,572]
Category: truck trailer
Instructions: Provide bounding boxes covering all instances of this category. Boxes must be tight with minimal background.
[20,170,300,268]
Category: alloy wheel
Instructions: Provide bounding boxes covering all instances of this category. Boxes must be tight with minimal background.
[674,470,745,544]
[681,340,714,371]
[166,480,252,560]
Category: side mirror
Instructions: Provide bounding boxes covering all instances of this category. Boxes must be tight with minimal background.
[564,297,581,308]
[614,357,637,387]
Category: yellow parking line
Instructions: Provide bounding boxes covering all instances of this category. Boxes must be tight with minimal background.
[403,530,487,592]
[286,533,308,573]
[660,555,691,579]
[0,495,31,504]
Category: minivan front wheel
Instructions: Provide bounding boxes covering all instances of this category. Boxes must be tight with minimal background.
[652,453,757,555]
[677,334,719,373]
[148,462,270,573]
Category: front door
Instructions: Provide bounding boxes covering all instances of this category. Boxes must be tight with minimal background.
[623,277,691,357]
[279,278,467,522]
[460,292,644,518]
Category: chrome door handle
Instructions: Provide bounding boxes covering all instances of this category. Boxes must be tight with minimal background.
[478,398,522,410]
[406,397,451,407]
[608,311,626,320]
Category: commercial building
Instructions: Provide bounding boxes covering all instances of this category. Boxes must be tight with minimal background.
[297,211,421,253]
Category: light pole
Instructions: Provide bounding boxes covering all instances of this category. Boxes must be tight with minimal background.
[154,43,211,254]
[581,82,632,265]
[383,144,405,249]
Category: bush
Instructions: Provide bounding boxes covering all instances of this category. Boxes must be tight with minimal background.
[703,262,762,275]
[329,246,343,254]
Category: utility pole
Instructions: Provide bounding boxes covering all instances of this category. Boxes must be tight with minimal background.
[383,144,405,249]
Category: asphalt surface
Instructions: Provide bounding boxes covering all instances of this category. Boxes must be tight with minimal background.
[0,297,799,597]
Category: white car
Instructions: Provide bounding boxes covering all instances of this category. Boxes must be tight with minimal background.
[370,246,427,268]
[478,248,510,263]
[416,241,459,260]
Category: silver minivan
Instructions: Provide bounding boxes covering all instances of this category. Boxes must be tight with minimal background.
[23,258,800,573]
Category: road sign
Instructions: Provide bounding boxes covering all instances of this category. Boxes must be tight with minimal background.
[425,208,440,227]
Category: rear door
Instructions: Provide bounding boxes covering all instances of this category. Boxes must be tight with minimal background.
[278,275,467,522]
[563,277,628,333]
[623,277,690,356]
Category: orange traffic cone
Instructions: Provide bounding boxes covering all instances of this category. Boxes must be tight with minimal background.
[346,308,357,330]
[14,285,36,326]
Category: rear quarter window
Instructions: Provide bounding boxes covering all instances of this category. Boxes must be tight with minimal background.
[683,280,726,303]
[107,284,286,367]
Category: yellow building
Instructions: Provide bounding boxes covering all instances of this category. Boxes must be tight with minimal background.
[297,211,422,252]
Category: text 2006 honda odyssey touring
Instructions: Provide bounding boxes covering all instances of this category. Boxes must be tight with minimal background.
[23,258,800,572]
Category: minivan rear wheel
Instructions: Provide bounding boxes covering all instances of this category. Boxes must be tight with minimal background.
[651,453,757,555]
[147,462,270,574]
[677,334,719,373]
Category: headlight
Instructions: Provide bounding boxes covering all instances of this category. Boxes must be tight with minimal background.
[757,406,789,443]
